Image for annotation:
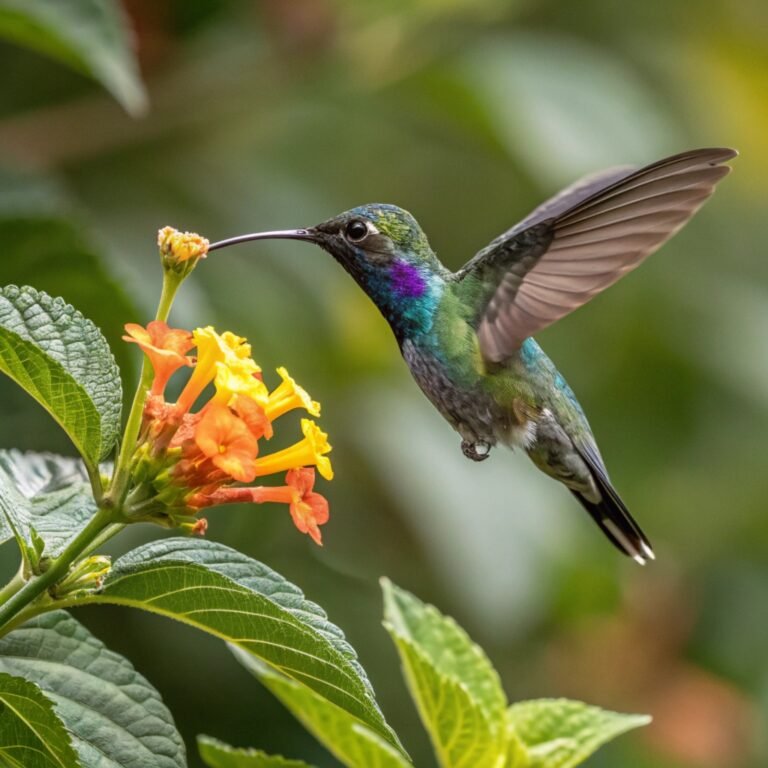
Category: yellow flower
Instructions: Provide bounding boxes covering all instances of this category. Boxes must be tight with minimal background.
[220,331,252,360]
[177,327,260,412]
[265,366,320,419]
[253,419,333,480]
[213,360,269,406]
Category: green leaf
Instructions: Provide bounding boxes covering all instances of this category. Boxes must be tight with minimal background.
[198,735,316,768]
[0,456,29,550]
[0,0,147,115]
[500,726,529,768]
[0,611,186,767]
[0,450,95,499]
[388,634,501,768]
[0,286,122,467]
[0,217,139,384]
[382,579,508,768]
[66,539,402,755]
[507,699,651,768]
[0,671,79,768]
[382,579,506,718]
[233,651,412,768]
[0,451,98,557]
[25,487,97,560]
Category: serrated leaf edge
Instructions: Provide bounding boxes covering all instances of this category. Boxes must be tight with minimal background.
[386,628,506,768]
[381,578,507,720]
[0,671,80,768]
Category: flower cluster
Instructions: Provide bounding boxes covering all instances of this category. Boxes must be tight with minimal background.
[122,322,331,544]
[157,226,209,276]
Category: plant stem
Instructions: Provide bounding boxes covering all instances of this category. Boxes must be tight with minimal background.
[107,271,182,507]
[0,508,113,635]
[0,565,25,606]
[107,360,152,506]
[85,460,105,504]
[155,271,182,325]
[80,522,126,559]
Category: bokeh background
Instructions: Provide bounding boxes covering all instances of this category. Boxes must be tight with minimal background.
[0,1,766,766]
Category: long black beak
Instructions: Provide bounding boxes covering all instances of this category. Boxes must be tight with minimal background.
[208,229,316,252]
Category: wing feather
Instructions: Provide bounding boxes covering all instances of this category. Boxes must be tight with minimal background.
[469,148,736,362]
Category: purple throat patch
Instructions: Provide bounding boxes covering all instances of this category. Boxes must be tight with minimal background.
[390,260,427,298]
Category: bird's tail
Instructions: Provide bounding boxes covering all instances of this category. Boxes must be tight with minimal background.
[566,439,654,565]
[570,476,654,565]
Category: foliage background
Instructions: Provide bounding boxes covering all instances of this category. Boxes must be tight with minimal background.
[0,1,766,766]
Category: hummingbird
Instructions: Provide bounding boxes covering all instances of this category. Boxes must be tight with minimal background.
[209,148,736,564]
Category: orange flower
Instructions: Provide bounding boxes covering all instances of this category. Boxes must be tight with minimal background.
[191,518,208,536]
[191,468,329,545]
[232,395,273,440]
[123,321,194,395]
[194,403,258,483]
[284,468,329,545]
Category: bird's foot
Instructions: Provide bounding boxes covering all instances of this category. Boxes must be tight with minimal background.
[461,439,491,462]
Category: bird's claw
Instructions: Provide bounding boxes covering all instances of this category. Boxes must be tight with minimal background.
[461,439,491,462]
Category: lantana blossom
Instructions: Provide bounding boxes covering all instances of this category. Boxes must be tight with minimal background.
[213,359,269,407]
[265,367,320,419]
[194,403,258,483]
[192,468,329,545]
[122,321,194,395]
[253,419,334,481]
[123,322,332,544]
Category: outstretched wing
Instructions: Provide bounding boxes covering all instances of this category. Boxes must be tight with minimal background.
[459,148,737,362]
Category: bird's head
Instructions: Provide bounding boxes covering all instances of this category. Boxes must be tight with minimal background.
[314,203,429,259]
[209,204,447,339]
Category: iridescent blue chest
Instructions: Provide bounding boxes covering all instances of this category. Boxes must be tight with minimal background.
[363,258,443,341]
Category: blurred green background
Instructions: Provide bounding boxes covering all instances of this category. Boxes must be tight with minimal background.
[0,0,766,766]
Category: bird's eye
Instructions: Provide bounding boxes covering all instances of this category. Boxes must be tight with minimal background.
[344,220,369,243]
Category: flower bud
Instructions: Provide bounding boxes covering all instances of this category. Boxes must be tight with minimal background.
[51,556,111,599]
[158,226,209,277]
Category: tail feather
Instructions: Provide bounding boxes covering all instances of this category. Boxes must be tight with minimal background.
[570,490,653,564]
[572,442,654,565]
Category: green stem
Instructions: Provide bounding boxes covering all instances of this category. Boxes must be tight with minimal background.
[0,508,113,635]
[123,497,158,517]
[85,461,105,504]
[0,566,26,606]
[0,601,55,636]
[80,522,126,559]
[107,360,152,506]
[156,272,183,324]
[107,271,182,507]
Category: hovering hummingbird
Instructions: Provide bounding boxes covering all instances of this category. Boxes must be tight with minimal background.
[209,148,736,564]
